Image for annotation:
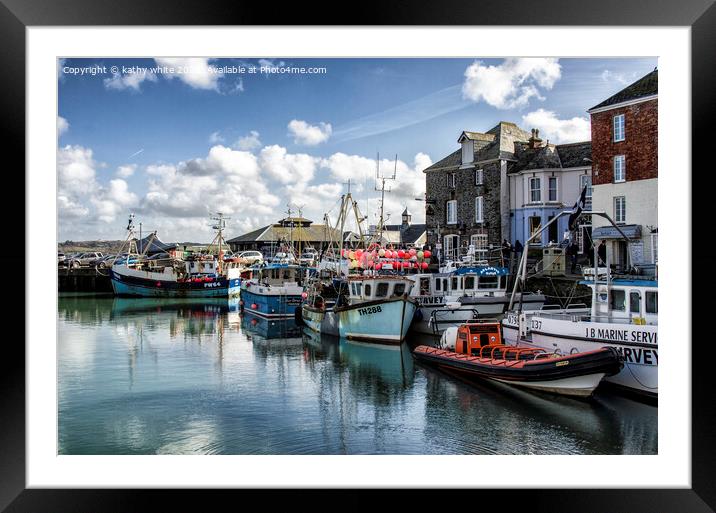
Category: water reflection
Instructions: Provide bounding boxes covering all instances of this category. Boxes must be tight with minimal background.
[58,297,657,455]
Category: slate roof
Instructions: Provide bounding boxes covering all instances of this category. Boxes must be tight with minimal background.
[507,141,591,174]
[555,141,592,168]
[424,122,532,172]
[383,224,427,245]
[589,69,658,111]
[227,223,341,244]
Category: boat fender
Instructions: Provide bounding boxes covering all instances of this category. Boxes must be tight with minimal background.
[440,327,458,350]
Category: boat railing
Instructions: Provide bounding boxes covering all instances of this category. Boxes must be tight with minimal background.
[533,311,648,325]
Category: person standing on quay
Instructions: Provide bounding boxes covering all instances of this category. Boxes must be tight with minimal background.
[597,240,607,267]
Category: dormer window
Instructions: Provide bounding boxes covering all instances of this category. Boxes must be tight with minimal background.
[461,140,474,165]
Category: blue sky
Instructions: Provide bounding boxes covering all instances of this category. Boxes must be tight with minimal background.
[57,57,657,242]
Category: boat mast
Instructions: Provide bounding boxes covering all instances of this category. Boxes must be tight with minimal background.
[209,212,229,273]
[374,153,397,246]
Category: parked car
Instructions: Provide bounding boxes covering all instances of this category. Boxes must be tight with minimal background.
[90,254,117,269]
[236,250,264,265]
[271,252,296,265]
[60,252,104,268]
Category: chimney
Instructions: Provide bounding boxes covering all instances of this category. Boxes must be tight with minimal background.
[528,128,542,149]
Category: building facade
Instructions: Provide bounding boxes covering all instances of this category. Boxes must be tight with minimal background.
[588,69,658,267]
[423,122,592,262]
[508,137,592,250]
[423,122,532,262]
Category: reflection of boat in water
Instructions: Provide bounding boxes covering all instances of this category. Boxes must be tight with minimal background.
[241,311,303,340]
[339,338,414,387]
[420,364,657,454]
[109,297,230,318]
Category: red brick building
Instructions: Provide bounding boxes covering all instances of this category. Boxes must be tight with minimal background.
[588,69,658,267]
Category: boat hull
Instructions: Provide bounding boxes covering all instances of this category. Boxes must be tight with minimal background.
[336,297,416,343]
[110,268,240,298]
[241,286,303,318]
[502,313,658,399]
[413,345,623,397]
[302,305,340,336]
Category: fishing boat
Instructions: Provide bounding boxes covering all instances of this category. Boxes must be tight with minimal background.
[334,274,417,343]
[413,320,623,397]
[300,274,344,336]
[408,263,545,335]
[240,263,307,318]
[502,210,658,400]
[110,213,244,298]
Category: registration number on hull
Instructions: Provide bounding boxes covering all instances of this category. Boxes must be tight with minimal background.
[357,305,382,316]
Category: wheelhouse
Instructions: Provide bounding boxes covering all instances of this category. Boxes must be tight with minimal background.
[347,276,414,302]
[582,277,658,325]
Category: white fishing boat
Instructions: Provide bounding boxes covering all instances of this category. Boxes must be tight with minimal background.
[408,262,544,335]
[335,274,417,344]
[502,210,658,400]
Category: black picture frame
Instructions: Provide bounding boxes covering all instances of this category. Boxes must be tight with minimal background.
[4,0,713,510]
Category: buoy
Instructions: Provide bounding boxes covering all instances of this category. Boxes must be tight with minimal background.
[375,263,382,270]
[397,250,405,259]
[421,262,429,270]
[423,250,432,259]
[301,292,308,299]
[378,248,385,257]
[156,282,161,287]
[409,248,417,256]
[251,303,258,309]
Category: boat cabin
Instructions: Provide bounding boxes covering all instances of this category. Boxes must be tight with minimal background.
[185,259,218,276]
[409,266,509,298]
[582,277,658,325]
[250,264,304,287]
[455,322,503,355]
[347,276,414,303]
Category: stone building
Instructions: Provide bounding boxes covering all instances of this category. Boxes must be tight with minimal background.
[226,217,341,256]
[423,122,532,262]
[588,69,658,267]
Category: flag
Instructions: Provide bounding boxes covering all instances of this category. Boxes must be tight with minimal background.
[568,186,587,231]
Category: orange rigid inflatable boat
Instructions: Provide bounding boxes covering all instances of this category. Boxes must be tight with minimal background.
[412,321,623,397]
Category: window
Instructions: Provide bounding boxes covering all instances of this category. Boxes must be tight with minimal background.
[613,114,625,142]
[447,173,456,188]
[475,168,484,185]
[610,289,626,311]
[580,174,592,199]
[393,283,406,296]
[451,277,459,290]
[529,216,542,240]
[646,291,658,314]
[356,283,362,296]
[529,177,541,202]
[446,200,457,224]
[479,276,499,289]
[475,196,483,223]
[614,155,625,182]
[630,291,641,314]
[364,284,371,297]
[444,234,459,259]
[614,196,626,224]
[548,177,558,202]
[376,282,389,298]
[462,141,473,164]
[464,276,475,289]
[435,279,441,291]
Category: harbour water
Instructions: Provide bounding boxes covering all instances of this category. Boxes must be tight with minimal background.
[58,296,657,455]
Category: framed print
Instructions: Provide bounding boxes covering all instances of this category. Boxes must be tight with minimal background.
[4,0,715,510]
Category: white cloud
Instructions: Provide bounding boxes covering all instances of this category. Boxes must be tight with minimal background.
[91,179,139,223]
[208,131,225,144]
[154,58,222,91]
[521,108,591,144]
[259,145,317,184]
[104,69,158,91]
[234,130,262,151]
[116,164,137,178]
[287,119,332,146]
[462,58,561,109]
[258,59,286,72]
[601,69,637,86]
[57,116,69,136]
